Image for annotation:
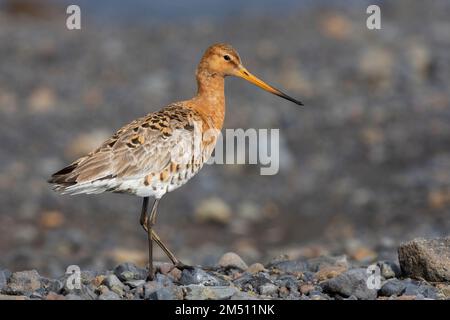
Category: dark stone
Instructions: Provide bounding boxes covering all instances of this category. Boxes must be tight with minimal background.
[275,275,299,293]
[178,267,225,286]
[379,279,406,296]
[404,282,438,299]
[113,263,147,282]
[41,277,64,294]
[146,287,176,300]
[234,274,272,291]
[398,237,450,282]
[321,268,378,300]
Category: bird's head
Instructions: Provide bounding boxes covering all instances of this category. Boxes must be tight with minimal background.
[198,43,303,106]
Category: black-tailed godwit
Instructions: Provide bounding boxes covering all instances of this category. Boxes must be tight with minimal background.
[49,43,303,279]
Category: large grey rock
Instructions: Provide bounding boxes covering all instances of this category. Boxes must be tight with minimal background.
[398,237,450,282]
[7,270,41,295]
[321,268,378,300]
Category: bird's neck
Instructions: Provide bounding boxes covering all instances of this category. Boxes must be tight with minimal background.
[191,70,226,131]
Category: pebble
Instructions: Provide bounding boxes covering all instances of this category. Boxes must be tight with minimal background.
[258,283,278,296]
[217,252,248,270]
[102,274,126,296]
[404,282,438,299]
[307,255,348,272]
[146,287,180,300]
[114,263,147,282]
[27,87,56,113]
[168,268,182,281]
[234,273,272,292]
[315,265,347,281]
[275,275,299,293]
[246,263,266,274]
[321,268,378,300]
[379,278,406,297]
[194,197,232,225]
[183,285,237,300]
[125,280,146,288]
[230,291,260,300]
[157,263,174,275]
[299,284,315,295]
[179,268,225,286]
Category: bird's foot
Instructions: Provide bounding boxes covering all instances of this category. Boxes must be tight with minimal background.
[174,261,195,271]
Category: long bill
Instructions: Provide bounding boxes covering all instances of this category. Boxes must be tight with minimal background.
[237,67,304,106]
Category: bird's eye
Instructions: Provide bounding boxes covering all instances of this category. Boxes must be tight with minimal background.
[223,55,231,61]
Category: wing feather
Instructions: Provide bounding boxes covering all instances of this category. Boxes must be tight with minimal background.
[49,104,203,194]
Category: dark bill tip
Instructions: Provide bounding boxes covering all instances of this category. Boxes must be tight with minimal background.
[275,90,304,106]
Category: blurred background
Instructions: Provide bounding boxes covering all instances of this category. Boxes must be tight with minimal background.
[0,0,449,277]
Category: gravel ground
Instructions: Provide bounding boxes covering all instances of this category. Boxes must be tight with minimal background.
[1,237,449,300]
[0,1,449,278]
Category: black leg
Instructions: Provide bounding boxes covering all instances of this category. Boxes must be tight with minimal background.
[146,198,159,280]
[151,230,180,265]
[139,197,190,273]
[140,197,149,230]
